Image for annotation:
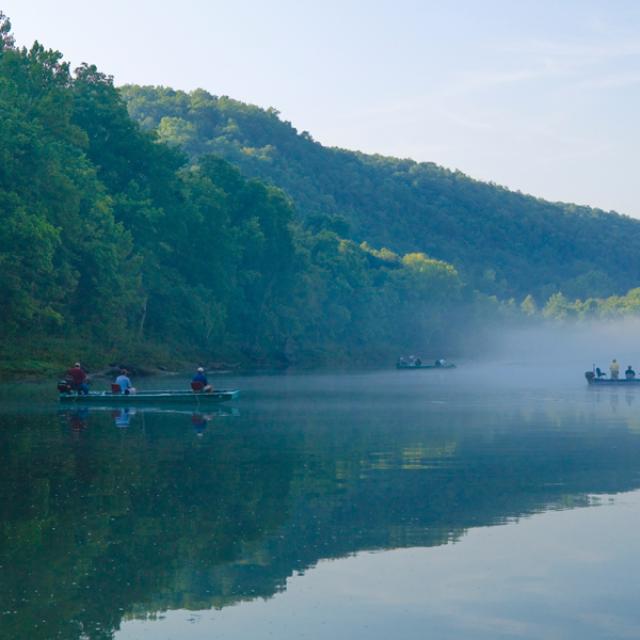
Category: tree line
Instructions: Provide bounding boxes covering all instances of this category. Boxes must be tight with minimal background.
[0,15,476,369]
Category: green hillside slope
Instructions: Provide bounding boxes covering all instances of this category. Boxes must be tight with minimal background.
[0,18,474,370]
[122,85,640,301]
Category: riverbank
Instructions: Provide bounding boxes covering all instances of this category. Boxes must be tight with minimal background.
[0,337,354,381]
[0,334,462,381]
[0,337,212,382]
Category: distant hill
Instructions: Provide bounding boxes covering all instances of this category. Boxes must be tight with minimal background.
[122,85,640,301]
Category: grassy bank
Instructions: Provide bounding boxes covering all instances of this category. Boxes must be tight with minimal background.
[0,336,194,381]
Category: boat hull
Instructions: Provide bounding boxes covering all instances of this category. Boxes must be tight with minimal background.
[585,372,640,385]
[396,363,456,370]
[59,389,240,403]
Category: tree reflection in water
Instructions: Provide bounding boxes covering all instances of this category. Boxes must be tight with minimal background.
[2,397,640,639]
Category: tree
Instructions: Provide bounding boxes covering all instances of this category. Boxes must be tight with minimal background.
[520,294,537,316]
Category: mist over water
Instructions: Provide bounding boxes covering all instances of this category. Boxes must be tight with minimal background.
[494,320,640,371]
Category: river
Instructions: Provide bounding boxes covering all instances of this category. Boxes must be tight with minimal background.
[1,364,640,639]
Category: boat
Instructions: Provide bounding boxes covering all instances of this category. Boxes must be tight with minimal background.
[396,361,456,370]
[585,371,640,385]
[59,388,240,404]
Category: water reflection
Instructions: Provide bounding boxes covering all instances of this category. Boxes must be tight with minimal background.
[2,378,640,639]
[59,405,240,432]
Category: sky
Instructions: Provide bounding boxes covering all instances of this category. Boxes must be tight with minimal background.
[3,0,640,216]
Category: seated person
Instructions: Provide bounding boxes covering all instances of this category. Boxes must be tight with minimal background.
[114,369,135,394]
[66,362,89,395]
[625,366,636,379]
[192,367,213,392]
[595,367,607,378]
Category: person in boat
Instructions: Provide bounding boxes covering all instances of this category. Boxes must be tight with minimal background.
[192,367,213,392]
[114,369,135,395]
[610,359,620,380]
[595,367,607,378]
[414,357,422,366]
[66,362,89,395]
[625,365,636,379]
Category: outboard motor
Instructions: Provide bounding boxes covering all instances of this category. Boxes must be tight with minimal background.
[585,371,595,384]
[57,380,72,394]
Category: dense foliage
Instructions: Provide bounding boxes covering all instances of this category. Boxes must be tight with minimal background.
[541,287,640,321]
[0,17,471,368]
[6,13,640,371]
[122,85,640,301]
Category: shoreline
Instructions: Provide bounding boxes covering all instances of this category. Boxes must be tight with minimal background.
[0,336,459,383]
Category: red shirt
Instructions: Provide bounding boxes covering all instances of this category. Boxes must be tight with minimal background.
[67,366,86,385]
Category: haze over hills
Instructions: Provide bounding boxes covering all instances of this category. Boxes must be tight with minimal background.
[122,86,640,301]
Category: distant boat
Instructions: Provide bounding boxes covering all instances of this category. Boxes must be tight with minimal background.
[59,389,240,404]
[396,360,456,370]
[584,371,640,385]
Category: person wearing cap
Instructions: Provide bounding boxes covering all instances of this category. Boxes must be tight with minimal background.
[66,362,89,395]
[192,367,212,392]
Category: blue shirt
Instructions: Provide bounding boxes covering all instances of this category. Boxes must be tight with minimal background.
[192,372,208,385]
[115,374,131,391]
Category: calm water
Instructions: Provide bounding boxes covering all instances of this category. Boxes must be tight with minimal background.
[2,365,640,639]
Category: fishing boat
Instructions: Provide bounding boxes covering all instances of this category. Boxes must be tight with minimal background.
[396,361,456,370]
[584,371,640,385]
[59,388,240,404]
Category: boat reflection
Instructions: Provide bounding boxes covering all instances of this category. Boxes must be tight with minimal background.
[60,403,239,432]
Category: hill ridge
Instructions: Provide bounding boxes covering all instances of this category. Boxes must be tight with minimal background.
[122,84,640,300]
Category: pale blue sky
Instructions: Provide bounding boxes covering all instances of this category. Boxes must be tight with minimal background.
[3,1,640,216]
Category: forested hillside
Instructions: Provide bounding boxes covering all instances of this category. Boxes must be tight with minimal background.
[5,12,639,374]
[122,86,640,301]
[0,15,476,371]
